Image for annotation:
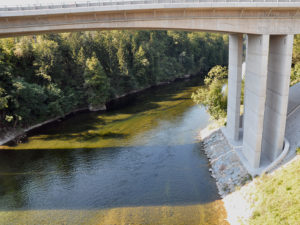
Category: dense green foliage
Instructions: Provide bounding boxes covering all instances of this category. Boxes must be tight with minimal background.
[0,31,228,131]
[291,63,300,86]
[84,54,110,109]
[291,34,300,86]
[192,65,228,120]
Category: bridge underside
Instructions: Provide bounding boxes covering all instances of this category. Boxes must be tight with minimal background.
[1,6,300,37]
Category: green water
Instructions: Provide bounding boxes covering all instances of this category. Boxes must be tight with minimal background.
[0,77,228,225]
[6,78,203,150]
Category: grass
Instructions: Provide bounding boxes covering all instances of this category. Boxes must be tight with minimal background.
[247,156,300,225]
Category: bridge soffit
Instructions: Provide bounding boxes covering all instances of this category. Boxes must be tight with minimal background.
[0,4,300,37]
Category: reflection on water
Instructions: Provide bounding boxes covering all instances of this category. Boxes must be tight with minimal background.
[0,78,228,224]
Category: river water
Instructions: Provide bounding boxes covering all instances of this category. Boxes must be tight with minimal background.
[0,78,228,224]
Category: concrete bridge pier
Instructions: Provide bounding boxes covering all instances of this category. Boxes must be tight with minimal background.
[227,34,293,170]
[243,34,270,168]
[261,35,294,164]
[226,34,243,142]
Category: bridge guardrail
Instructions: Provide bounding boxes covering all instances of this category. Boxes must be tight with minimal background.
[1,0,300,12]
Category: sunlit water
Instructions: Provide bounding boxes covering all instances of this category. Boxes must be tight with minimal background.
[0,78,228,224]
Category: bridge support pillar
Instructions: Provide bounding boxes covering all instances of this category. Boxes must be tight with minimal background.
[243,34,270,168]
[226,34,243,141]
[261,35,293,162]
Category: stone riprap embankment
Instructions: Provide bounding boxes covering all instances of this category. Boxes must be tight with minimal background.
[200,129,251,197]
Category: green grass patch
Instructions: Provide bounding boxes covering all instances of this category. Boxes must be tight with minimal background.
[297,147,300,155]
[248,158,300,225]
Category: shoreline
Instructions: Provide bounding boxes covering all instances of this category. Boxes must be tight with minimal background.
[197,124,253,224]
[0,74,194,147]
[198,124,299,225]
[198,125,251,198]
[0,107,89,146]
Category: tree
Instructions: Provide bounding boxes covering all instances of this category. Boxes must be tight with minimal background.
[290,34,300,86]
[291,62,300,86]
[0,30,230,131]
[192,65,228,120]
[204,65,228,85]
[133,45,149,87]
[84,54,110,109]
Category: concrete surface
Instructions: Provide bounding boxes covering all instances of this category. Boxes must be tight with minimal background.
[286,82,300,155]
[225,33,297,174]
[226,34,243,142]
[243,34,269,169]
[1,2,300,37]
[261,35,294,163]
[223,82,300,176]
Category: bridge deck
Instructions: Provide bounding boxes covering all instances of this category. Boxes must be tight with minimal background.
[1,0,300,16]
[0,0,300,36]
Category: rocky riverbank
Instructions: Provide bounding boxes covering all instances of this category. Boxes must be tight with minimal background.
[198,128,251,197]
[198,122,300,225]
[197,126,253,224]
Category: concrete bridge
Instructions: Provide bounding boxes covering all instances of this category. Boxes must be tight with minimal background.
[1,0,299,174]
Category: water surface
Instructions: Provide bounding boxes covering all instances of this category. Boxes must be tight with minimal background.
[0,78,228,224]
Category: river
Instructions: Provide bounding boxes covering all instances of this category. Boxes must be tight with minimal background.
[0,77,228,224]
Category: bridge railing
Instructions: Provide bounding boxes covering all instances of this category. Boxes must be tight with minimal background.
[0,0,300,12]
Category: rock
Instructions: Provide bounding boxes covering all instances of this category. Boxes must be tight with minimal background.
[200,129,249,198]
[88,104,106,111]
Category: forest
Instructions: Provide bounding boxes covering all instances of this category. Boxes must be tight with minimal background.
[1,31,299,133]
[0,31,228,131]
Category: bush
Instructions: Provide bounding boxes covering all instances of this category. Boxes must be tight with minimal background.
[290,62,300,86]
[192,65,228,120]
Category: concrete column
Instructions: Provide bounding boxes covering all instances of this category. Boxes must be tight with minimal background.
[226,34,243,141]
[243,34,269,168]
[261,35,294,162]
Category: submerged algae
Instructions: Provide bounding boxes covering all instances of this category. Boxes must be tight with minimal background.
[2,78,201,150]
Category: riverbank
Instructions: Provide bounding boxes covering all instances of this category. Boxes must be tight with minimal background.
[198,127,251,198]
[197,125,252,224]
[199,124,300,224]
[0,107,89,146]
[0,74,194,147]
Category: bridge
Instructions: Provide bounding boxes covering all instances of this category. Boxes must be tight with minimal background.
[1,0,299,174]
